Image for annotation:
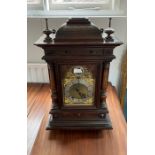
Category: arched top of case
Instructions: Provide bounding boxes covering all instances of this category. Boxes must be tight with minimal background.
[54,18,103,42]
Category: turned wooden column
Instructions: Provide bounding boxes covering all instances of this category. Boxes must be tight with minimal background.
[47,63,58,110]
[101,62,110,108]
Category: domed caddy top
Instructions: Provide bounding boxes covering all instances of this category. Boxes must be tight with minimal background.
[54,18,103,42]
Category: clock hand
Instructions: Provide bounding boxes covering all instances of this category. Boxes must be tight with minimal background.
[75,88,82,98]
[75,88,86,98]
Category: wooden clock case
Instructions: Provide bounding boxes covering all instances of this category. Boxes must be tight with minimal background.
[35,18,122,130]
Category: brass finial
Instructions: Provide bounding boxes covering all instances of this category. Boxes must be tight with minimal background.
[104,18,115,42]
[43,18,52,43]
[109,18,112,27]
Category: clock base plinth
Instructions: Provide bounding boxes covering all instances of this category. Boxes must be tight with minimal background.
[46,114,112,130]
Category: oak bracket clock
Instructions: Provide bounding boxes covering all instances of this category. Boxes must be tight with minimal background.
[35,18,123,130]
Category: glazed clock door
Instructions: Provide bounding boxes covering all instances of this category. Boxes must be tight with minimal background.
[59,63,100,108]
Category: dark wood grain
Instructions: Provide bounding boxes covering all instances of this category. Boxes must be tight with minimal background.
[28,83,126,155]
[34,18,123,129]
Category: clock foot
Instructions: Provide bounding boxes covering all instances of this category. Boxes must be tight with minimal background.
[46,114,112,130]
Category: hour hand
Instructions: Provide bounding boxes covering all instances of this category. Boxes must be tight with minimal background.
[75,88,86,98]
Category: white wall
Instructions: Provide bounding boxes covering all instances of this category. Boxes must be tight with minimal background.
[27,17,127,91]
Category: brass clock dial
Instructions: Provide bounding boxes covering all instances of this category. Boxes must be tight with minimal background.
[69,83,88,99]
[63,66,95,106]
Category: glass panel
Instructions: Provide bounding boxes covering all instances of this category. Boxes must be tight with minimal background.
[27,0,41,4]
[62,65,96,106]
[27,0,43,10]
[52,0,108,3]
[50,0,112,10]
